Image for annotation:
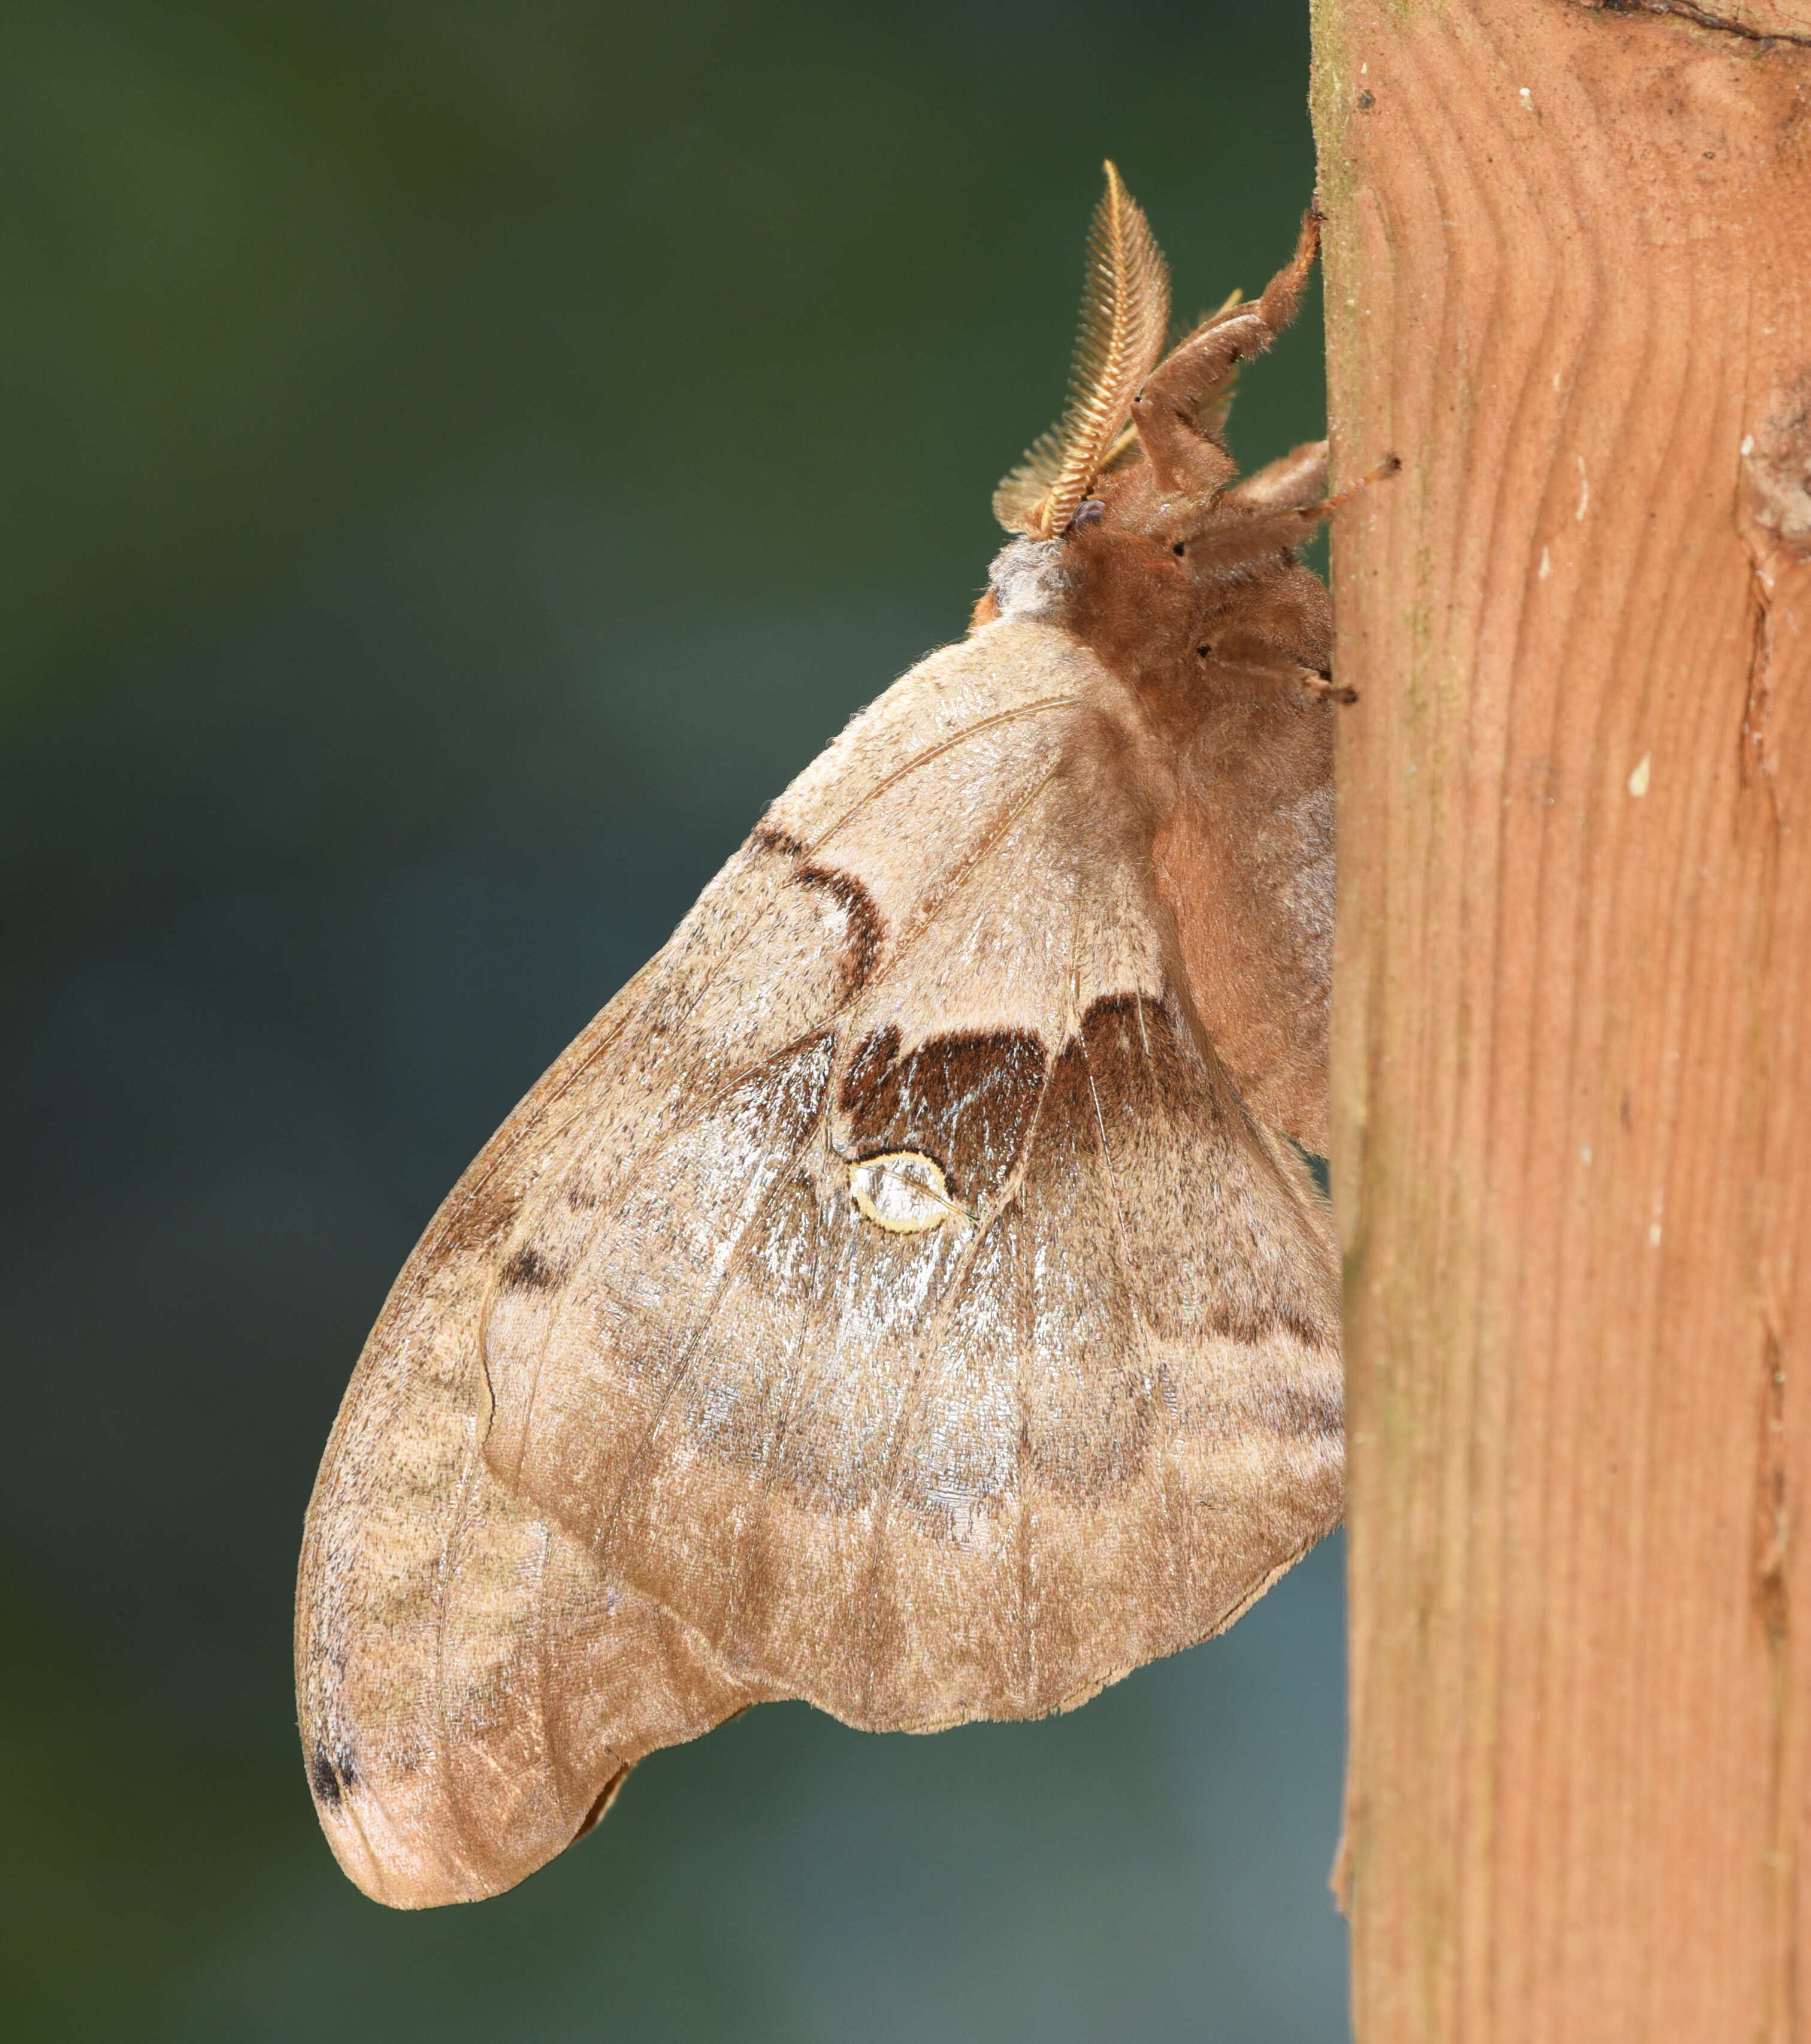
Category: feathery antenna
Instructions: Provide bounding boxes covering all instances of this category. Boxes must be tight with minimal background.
[993,162,1171,539]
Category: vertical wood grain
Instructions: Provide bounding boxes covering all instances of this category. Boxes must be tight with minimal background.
[1311,1,1811,2036]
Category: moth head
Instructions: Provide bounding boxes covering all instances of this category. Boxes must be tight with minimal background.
[986,167,1258,592]
[983,178,1329,724]
[985,440,1245,657]
[983,475,1226,633]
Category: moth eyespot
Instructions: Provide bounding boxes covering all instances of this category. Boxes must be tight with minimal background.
[1197,643,1213,658]
[848,1151,965,1234]
[1172,541,1186,556]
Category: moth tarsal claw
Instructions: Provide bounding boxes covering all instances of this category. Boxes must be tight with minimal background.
[848,1150,967,1233]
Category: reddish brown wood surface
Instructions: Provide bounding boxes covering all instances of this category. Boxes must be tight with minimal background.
[1311,1,1811,2035]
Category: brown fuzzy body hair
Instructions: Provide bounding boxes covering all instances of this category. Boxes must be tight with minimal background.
[979,199,1359,1150]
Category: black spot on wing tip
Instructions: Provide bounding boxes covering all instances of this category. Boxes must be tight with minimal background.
[500,1243,559,1292]
[308,1745,356,1808]
[1296,1145,1332,1199]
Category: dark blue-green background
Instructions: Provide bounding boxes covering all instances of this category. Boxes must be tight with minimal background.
[2,4,1347,2036]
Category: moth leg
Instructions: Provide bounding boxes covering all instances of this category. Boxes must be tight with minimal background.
[1132,313,1272,497]
[1290,664,1358,706]
[1193,452,1402,567]
[1183,503,1343,575]
[1226,439,1329,513]
[1309,451,1402,520]
[1131,210,1321,497]
[1252,204,1322,338]
[1213,657,1358,707]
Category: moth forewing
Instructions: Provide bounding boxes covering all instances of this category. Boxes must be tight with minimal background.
[299,165,1346,1907]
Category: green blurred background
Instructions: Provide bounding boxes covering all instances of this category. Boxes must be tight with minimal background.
[2,3,1347,2037]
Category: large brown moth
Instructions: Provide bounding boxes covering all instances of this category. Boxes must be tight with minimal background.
[298,163,1353,1908]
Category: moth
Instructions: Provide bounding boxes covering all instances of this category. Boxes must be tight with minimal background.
[298,164,1352,1908]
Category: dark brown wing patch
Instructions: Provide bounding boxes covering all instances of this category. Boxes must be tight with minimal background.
[1077,994,1332,1351]
[837,1026,1047,1207]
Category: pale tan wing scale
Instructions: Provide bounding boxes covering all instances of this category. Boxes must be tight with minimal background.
[297,618,1341,1906]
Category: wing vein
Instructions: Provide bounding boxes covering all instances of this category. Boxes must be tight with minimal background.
[586,1112,832,1559]
[804,694,1081,854]
[833,766,1068,1053]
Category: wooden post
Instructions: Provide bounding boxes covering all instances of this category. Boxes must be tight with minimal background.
[1310,2,1811,2036]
